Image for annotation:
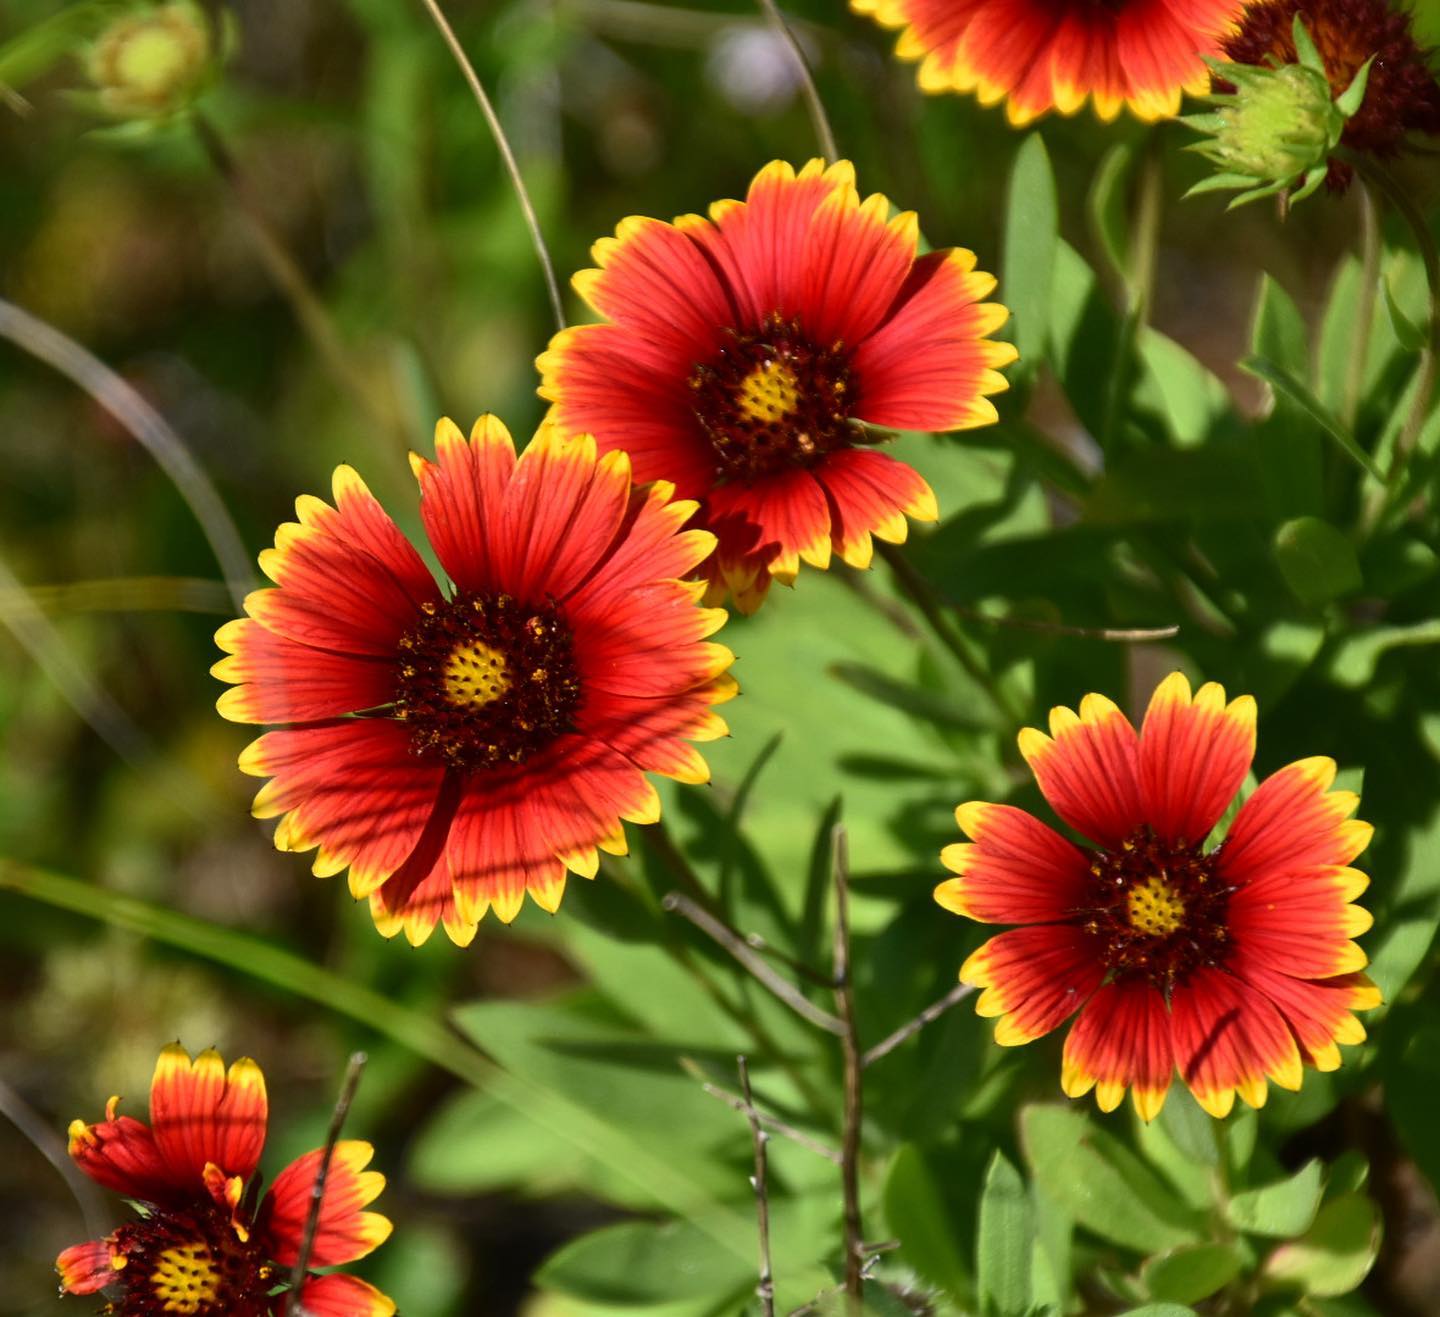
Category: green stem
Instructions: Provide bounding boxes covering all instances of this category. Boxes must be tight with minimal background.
[1342,182,1380,432]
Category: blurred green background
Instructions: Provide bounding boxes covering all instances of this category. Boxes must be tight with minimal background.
[3,0,1440,1313]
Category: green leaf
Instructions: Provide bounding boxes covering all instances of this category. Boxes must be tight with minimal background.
[0,2,112,90]
[829,661,991,730]
[1225,1159,1324,1238]
[1087,142,1133,284]
[1382,277,1426,353]
[1251,277,1325,518]
[1327,618,1440,687]
[1142,1243,1244,1304]
[884,1144,970,1301]
[1252,274,1309,375]
[1135,328,1230,446]
[977,1151,1033,1316]
[1263,1195,1381,1296]
[1020,1105,1204,1253]
[1086,447,1267,523]
[1157,1087,1219,1167]
[1273,517,1363,607]
[1116,1306,1198,1316]
[536,1220,752,1306]
[1240,355,1385,484]
[1003,133,1058,376]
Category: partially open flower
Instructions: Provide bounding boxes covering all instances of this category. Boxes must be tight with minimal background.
[1184,15,1373,206]
[87,2,214,120]
[1221,0,1440,189]
[56,1045,393,1316]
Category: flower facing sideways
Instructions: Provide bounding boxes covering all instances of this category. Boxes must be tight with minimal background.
[56,1044,391,1316]
[937,672,1379,1119]
[852,0,1244,125]
[214,418,735,945]
[539,158,1014,613]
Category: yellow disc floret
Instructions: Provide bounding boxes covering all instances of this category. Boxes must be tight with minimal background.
[443,640,510,710]
[1127,875,1186,937]
[736,360,801,423]
[150,1242,220,1313]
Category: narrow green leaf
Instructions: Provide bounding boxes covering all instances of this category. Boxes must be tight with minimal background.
[1087,143,1133,283]
[1003,134,1058,375]
[1264,1195,1381,1296]
[1273,517,1363,607]
[1157,1087,1219,1167]
[1020,1106,1204,1253]
[536,1220,751,1305]
[884,1144,970,1301]
[1142,1243,1243,1304]
[1117,1306,1198,1316]
[829,661,990,730]
[977,1151,1033,1316]
[1225,1159,1324,1238]
[1240,355,1385,484]
[1382,277,1426,353]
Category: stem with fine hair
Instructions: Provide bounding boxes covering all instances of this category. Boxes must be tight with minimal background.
[286,1053,367,1316]
[738,1056,777,1317]
[416,0,567,337]
[754,0,837,165]
[0,297,252,609]
[831,825,864,1310]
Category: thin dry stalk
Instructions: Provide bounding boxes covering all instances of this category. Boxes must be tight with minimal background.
[862,982,976,1068]
[690,1068,841,1164]
[739,1056,776,1317]
[416,0,567,336]
[664,892,845,1035]
[286,1053,367,1317]
[753,0,837,164]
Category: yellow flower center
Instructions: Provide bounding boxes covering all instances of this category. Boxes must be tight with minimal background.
[735,360,801,424]
[1126,875,1186,937]
[150,1242,220,1313]
[443,640,510,709]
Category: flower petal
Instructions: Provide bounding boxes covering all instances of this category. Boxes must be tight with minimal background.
[294,1274,397,1317]
[1219,757,1373,887]
[56,1239,123,1296]
[1061,978,1174,1120]
[1018,692,1143,848]
[149,1045,268,1186]
[850,248,1014,433]
[1228,952,1381,1071]
[262,1141,391,1269]
[706,466,832,584]
[1138,671,1256,847]
[1170,966,1303,1118]
[67,1103,178,1202]
[813,446,937,570]
[1227,865,1373,978]
[936,801,1094,924]
[960,923,1104,1045]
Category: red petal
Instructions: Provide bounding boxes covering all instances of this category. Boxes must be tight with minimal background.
[56,1239,121,1296]
[1219,757,1373,887]
[1018,692,1143,848]
[412,416,518,596]
[67,1105,179,1202]
[1228,951,1380,1070]
[213,619,396,725]
[960,923,1104,1045]
[293,1274,397,1317]
[798,183,917,347]
[149,1045,268,1185]
[706,466,833,583]
[573,215,733,365]
[262,1141,391,1269]
[851,249,1013,433]
[953,0,1061,119]
[1137,671,1256,848]
[242,720,447,900]
[1227,865,1372,978]
[936,801,1094,925]
[813,447,937,570]
[1061,978,1174,1120]
[1170,967,1303,1118]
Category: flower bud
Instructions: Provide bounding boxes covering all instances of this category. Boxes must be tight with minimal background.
[87,2,213,120]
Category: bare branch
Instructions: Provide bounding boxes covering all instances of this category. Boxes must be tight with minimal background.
[286,1053,367,1317]
[862,982,976,1069]
[691,1070,841,1165]
[739,1056,776,1317]
[416,0,567,337]
[663,892,845,1035]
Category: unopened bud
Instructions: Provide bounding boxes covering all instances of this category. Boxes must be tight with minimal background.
[88,2,213,120]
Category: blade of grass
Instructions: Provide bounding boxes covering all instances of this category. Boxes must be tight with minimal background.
[0,858,756,1262]
[1241,354,1385,485]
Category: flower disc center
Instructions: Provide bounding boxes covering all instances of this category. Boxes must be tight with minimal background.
[108,1204,273,1316]
[395,593,580,772]
[1082,827,1232,992]
[688,312,853,482]
[151,1242,220,1314]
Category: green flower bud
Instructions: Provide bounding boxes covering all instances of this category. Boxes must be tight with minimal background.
[1182,15,1374,208]
[87,2,213,120]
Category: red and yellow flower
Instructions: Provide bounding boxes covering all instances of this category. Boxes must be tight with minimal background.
[56,1044,392,1316]
[937,672,1379,1119]
[853,0,1244,124]
[214,418,734,945]
[539,158,1014,613]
